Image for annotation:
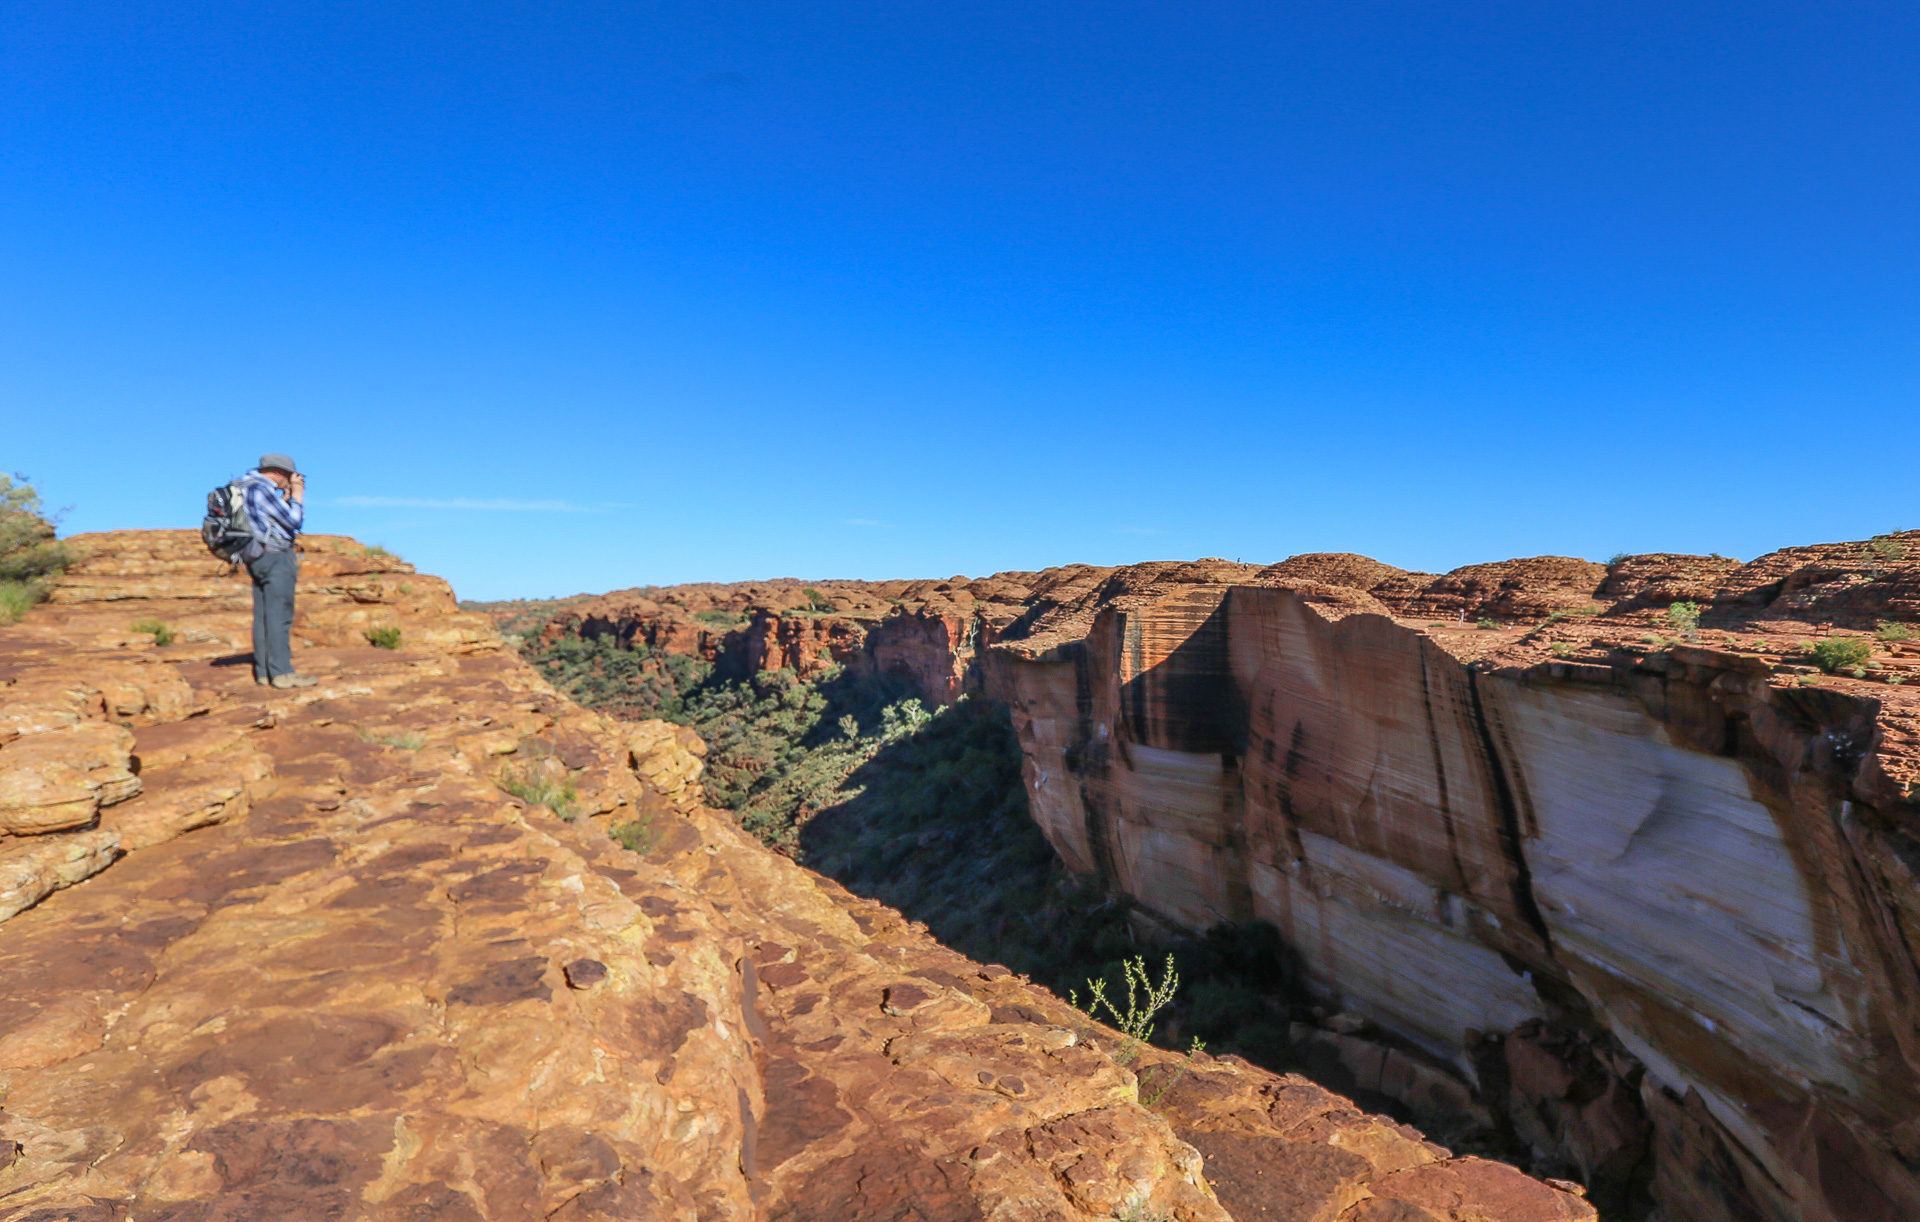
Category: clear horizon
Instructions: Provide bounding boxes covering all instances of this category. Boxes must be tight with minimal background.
[6,2,1916,602]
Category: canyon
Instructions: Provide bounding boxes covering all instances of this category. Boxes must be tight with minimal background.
[518,531,1920,1222]
[0,530,1595,1222]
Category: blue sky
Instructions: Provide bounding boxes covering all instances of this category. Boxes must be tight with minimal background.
[4,2,1915,601]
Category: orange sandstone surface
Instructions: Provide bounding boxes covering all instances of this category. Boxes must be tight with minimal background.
[0,531,1590,1222]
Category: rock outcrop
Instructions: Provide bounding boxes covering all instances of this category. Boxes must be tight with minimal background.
[0,531,1587,1222]
[984,536,1920,1222]
[518,568,1123,704]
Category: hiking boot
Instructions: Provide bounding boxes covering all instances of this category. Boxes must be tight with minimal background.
[269,673,319,689]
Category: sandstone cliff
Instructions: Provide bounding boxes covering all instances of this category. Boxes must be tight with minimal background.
[0,531,1587,1222]
[983,534,1920,1222]
[517,567,1121,704]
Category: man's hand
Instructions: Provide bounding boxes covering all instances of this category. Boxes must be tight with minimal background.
[289,473,306,501]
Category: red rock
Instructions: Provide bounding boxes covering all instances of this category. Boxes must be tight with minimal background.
[0,530,1585,1222]
[983,534,1920,1222]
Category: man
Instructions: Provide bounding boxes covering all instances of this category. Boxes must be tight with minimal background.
[242,453,317,688]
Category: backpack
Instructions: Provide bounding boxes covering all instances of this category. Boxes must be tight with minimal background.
[201,479,258,564]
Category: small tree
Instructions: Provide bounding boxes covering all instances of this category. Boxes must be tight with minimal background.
[0,473,69,624]
[1666,601,1703,644]
[1809,638,1873,675]
[0,473,69,583]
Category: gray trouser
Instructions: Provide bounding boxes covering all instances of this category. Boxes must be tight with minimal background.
[247,548,299,681]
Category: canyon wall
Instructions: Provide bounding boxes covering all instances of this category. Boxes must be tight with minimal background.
[0,531,1591,1222]
[983,540,1920,1222]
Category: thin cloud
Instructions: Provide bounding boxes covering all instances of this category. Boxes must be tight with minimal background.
[335,495,597,513]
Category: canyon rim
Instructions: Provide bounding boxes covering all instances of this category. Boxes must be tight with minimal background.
[0,521,1912,1221]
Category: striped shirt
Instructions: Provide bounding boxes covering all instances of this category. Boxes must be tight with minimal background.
[241,471,304,551]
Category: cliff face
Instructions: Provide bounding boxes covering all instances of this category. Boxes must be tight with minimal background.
[516,566,1123,703]
[0,531,1589,1222]
[984,538,1920,1222]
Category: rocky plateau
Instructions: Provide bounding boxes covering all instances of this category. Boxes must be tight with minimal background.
[0,530,1595,1222]
[514,531,1920,1222]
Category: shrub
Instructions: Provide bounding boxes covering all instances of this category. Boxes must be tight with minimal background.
[1879,623,1915,643]
[131,618,175,646]
[1665,601,1702,643]
[1475,617,1498,631]
[0,580,37,625]
[1809,638,1873,674]
[496,763,580,820]
[692,608,745,628]
[1071,953,1180,1066]
[1550,642,1573,657]
[0,473,70,584]
[803,586,832,612]
[1607,552,1629,564]
[612,818,660,856]
[365,626,402,649]
[360,543,397,559]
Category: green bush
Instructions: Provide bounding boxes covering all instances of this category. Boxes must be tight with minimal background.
[496,762,580,820]
[1879,623,1915,643]
[1071,954,1180,1065]
[0,580,38,625]
[131,618,176,646]
[365,626,402,649]
[803,586,832,612]
[613,818,661,856]
[1475,617,1498,630]
[0,475,68,622]
[1809,638,1873,674]
[1665,601,1702,643]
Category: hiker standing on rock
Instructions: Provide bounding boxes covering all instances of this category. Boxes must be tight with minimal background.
[242,454,317,688]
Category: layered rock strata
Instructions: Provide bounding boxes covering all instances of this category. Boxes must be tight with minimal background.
[984,537,1920,1222]
[0,531,1586,1222]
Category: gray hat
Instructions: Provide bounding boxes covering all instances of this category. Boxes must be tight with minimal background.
[258,453,297,474]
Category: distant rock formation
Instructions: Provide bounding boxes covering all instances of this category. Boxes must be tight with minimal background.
[0,530,1591,1221]
[983,533,1920,1222]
